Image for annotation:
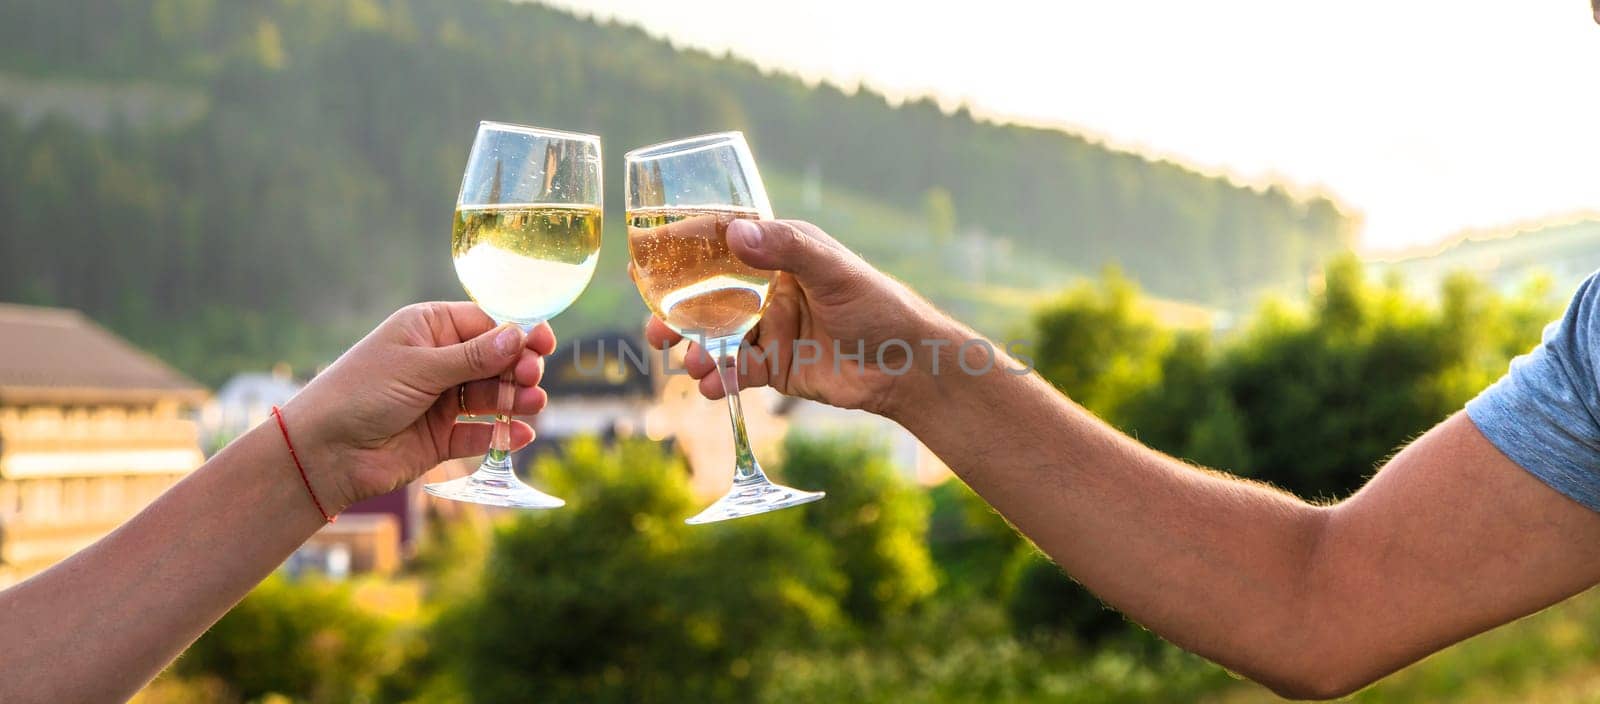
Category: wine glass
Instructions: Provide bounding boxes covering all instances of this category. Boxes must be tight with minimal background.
[625,131,824,524]
[424,121,602,508]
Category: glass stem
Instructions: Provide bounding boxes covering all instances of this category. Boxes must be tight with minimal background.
[711,338,767,485]
[483,366,517,471]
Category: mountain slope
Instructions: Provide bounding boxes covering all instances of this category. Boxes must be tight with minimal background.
[1371,218,1600,298]
[0,0,1352,382]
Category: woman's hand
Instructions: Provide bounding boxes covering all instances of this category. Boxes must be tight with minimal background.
[282,302,555,512]
[0,301,555,703]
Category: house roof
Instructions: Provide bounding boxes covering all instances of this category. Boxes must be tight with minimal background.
[540,329,657,398]
[0,303,207,405]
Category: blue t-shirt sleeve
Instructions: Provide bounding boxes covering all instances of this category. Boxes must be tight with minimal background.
[1467,273,1600,512]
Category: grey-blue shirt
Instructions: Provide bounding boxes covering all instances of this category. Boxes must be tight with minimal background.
[1467,272,1600,512]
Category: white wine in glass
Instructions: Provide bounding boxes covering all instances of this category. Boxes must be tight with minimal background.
[625,132,824,524]
[453,203,602,325]
[425,121,602,509]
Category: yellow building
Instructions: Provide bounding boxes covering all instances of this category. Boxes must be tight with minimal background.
[0,304,207,587]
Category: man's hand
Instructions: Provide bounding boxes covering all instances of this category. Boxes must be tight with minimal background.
[646,218,958,416]
[283,302,555,512]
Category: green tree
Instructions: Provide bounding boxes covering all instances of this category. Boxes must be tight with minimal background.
[922,186,957,244]
[1032,268,1170,420]
[431,438,844,704]
[926,479,1023,599]
[1117,332,1252,471]
[1216,256,1468,497]
[1049,255,1559,501]
[781,434,938,625]
[177,574,399,703]
[1002,549,1128,645]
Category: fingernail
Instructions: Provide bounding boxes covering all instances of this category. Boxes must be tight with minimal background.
[495,325,522,356]
[729,219,762,249]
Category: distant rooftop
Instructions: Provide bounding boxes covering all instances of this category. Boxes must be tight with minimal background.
[541,329,656,398]
[213,371,303,406]
[0,303,207,405]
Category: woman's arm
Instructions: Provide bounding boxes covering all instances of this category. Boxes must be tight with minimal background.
[0,302,553,704]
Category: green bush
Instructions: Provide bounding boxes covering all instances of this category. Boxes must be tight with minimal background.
[1040,259,1560,501]
[430,438,845,704]
[176,574,398,703]
[1002,549,1127,645]
[755,601,1232,704]
[1032,267,1170,420]
[926,479,1023,599]
[924,471,1132,645]
[780,433,939,625]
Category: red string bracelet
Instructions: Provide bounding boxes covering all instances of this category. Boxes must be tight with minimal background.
[270,405,336,524]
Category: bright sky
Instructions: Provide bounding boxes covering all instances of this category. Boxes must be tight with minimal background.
[542,0,1600,253]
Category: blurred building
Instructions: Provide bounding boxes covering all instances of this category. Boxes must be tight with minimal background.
[290,510,403,579]
[772,398,952,486]
[289,481,427,580]
[534,329,657,444]
[536,328,809,496]
[645,359,793,498]
[199,365,303,453]
[635,332,952,494]
[0,304,207,587]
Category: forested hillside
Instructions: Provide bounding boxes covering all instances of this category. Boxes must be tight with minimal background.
[1372,218,1600,301]
[0,0,1354,382]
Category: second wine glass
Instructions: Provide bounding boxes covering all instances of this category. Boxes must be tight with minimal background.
[625,131,824,524]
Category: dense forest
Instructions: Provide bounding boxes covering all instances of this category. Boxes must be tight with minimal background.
[0,0,1354,383]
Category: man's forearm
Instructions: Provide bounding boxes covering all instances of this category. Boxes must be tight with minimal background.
[0,420,330,703]
[888,320,1330,693]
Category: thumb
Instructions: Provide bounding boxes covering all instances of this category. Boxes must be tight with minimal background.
[728,219,862,295]
[423,323,524,389]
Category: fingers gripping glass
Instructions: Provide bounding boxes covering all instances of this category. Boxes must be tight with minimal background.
[424,121,602,508]
[625,132,824,524]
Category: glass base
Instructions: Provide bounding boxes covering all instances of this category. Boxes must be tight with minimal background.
[423,468,565,509]
[686,479,824,525]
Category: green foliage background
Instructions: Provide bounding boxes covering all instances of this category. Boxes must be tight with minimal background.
[158,261,1570,703]
[0,0,1351,384]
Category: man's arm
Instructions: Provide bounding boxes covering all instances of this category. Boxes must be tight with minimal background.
[659,219,1600,700]
[887,324,1600,698]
